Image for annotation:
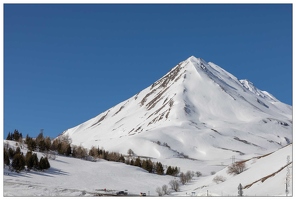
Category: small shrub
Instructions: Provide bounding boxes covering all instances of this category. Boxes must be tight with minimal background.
[156,187,163,196]
[196,171,202,177]
[227,162,246,175]
[213,175,226,184]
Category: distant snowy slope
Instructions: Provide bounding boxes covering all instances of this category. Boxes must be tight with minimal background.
[61,56,292,172]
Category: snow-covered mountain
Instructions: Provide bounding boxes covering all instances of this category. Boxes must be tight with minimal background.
[61,56,292,170]
[4,56,292,197]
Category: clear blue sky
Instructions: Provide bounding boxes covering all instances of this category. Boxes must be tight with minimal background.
[4,4,292,139]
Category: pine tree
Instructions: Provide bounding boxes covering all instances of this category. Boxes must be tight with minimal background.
[156,162,164,175]
[8,147,15,159]
[6,132,12,140]
[39,140,46,152]
[12,129,22,141]
[134,157,142,167]
[32,153,39,169]
[25,134,30,144]
[172,167,179,176]
[25,151,34,170]
[36,132,44,146]
[12,153,25,172]
[57,142,63,154]
[102,150,108,160]
[15,147,21,155]
[44,157,50,169]
[39,157,45,170]
[50,139,59,151]
[166,166,172,175]
[27,138,37,151]
[4,148,10,166]
[119,154,125,163]
[65,144,72,156]
[141,159,152,173]
[142,159,148,171]
[127,149,134,157]
[44,137,51,151]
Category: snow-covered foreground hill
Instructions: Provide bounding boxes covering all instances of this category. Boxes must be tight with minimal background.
[3,141,172,197]
[3,140,293,197]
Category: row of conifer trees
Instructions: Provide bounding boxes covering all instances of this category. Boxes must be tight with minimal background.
[5,130,179,176]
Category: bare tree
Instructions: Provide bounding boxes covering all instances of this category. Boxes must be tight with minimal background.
[169,180,180,192]
[185,170,193,182]
[73,145,87,159]
[227,162,246,175]
[155,187,163,196]
[58,134,72,144]
[213,175,226,184]
[162,184,170,195]
[180,172,187,185]
[89,146,99,158]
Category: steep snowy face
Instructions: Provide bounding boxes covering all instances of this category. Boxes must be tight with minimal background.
[61,56,292,162]
[240,79,278,102]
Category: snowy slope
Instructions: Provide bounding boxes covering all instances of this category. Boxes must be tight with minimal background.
[3,140,292,196]
[173,144,293,197]
[3,140,173,197]
[60,56,292,172]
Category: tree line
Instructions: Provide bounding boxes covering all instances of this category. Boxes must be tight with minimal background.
[4,130,180,177]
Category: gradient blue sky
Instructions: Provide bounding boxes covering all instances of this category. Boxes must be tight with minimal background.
[4,4,292,139]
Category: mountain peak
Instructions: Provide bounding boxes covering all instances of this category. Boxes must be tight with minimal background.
[62,56,292,162]
[187,56,206,65]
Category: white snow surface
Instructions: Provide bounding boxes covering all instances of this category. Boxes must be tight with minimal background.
[3,140,293,197]
[3,56,292,197]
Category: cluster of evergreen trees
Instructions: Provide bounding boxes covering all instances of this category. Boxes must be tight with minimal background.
[75,145,178,176]
[166,165,179,176]
[6,131,71,156]
[88,146,125,162]
[5,130,180,177]
[86,146,179,176]
[25,133,52,152]
[124,156,178,176]
[4,146,50,172]
[6,130,23,142]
